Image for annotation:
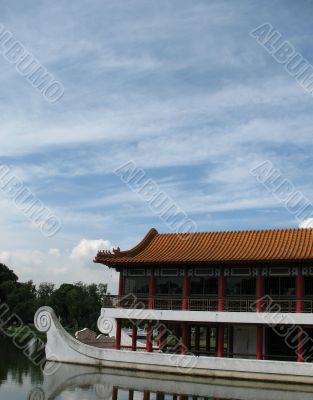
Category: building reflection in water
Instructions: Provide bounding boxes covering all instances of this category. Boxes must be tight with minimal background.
[27,362,313,400]
[108,388,211,400]
[109,388,213,400]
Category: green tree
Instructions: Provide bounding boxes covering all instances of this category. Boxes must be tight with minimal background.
[49,282,107,331]
[50,283,75,326]
[96,283,108,303]
[6,281,37,323]
[0,263,18,284]
[0,261,109,332]
[37,282,55,307]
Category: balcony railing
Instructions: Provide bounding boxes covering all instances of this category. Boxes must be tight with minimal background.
[102,295,313,313]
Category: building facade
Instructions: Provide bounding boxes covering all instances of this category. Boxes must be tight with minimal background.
[95,228,313,363]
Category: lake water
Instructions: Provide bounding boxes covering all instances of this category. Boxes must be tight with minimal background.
[1,335,313,400]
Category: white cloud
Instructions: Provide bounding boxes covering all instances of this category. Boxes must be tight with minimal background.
[0,238,118,293]
[70,239,112,263]
[299,219,313,229]
[48,248,61,257]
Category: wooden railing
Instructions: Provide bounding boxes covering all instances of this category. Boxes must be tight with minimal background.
[102,295,313,313]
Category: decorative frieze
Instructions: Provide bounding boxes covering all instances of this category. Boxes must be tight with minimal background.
[252,268,258,277]
[214,268,221,277]
[291,267,298,276]
[301,266,313,276]
[230,268,252,276]
[123,265,306,277]
[127,268,146,277]
[269,267,291,276]
[160,268,179,277]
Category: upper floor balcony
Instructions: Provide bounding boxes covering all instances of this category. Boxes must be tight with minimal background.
[102,294,313,313]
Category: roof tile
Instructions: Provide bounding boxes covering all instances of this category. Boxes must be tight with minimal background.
[94,227,313,266]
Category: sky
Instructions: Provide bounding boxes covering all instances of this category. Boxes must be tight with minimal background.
[0,0,313,292]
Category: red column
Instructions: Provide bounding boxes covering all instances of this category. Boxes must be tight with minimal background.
[131,323,137,351]
[217,272,225,358]
[218,274,225,312]
[143,391,150,400]
[128,390,134,400]
[217,324,224,357]
[296,272,304,313]
[181,323,188,354]
[115,319,121,350]
[112,387,118,400]
[118,272,124,307]
[182,272,190,310]
[148,273,155,309]
[115,272,124,349]
[256,326,263,360]
[146,323,153,352]
[296,271,304,362]
[256,275,264,312]
[146,270,155,353]
[256,274,264,360]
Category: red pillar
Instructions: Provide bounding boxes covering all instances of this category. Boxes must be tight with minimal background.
[112,386,118,400]
[148,273,155,309]
[218,274,225,312]
[115,319,121,350]
[217,272,225,358]
[181,323,188,354]
[131,323,137,351]
[147,273,155,353]
[182,272,190,310]
[296,271,304,362]
[256,325,263,360]
[296,272,304,313]
[143,391,150,400]
[217,324,224,357]
[146,323,153,352]
[256,275,264,312]
[118,272,124,307]
[128,390,134,400]
[256,274,264,360]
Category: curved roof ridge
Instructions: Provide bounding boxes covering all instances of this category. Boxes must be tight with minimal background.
[94,228,158,261]
[156,227,313,236]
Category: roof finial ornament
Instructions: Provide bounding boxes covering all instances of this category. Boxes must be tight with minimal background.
[94,228,159,264]
[112,246,120,255]
[102,249,112,255]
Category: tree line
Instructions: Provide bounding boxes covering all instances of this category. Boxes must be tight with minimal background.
[0,263,108,331]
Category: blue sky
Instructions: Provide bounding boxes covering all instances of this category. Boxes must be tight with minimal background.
[0,0,313,290]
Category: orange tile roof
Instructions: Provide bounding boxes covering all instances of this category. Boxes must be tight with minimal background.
[94,228,313,267]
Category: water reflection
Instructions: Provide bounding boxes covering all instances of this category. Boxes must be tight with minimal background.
[29,362,313,400]
[0,336,43,387]
[1,336,313,400]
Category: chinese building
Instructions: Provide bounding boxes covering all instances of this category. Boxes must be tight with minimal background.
[95,227,313,362]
